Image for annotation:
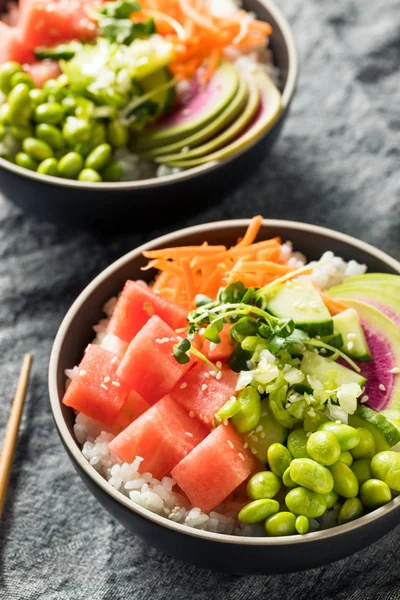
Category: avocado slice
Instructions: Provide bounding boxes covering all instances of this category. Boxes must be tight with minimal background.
[139,76,249,159]
[333,308,372,361]
[242,399,288,463]
[328,282,400,328]
[157,69,281,168]
[342,274,400,290]
[130,61,240,150]
[349,405,400,451]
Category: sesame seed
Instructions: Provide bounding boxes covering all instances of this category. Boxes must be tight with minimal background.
[216,371,222,380]
[230,396,236,402]
[238,453,245,461]
[209,370,217,377]
[199,328,205,335]
[204,372,210,379]
[255,426,263,433]
[347,342,354,351]
[360,395,369,403]
[347,333,356,340]
[260,432,266,439]
[111,381,120,387]
[111,356,118,364]
[169,337,176,342]
[215,414,222,424]
[389,367,400,374]
[104,376,111,383]
[179,382,187,389]
[379,384,386,392]
[257,385,264,394]
[227,440,234,449]
[306,432,312,437]
[184,432,193,438]
[209,342,217,351]
[189,411,195,418]
[199,414,204,421]
[162,337,170,343]
[79,369,87,376]
[177,336,183,341]
[216,361,222,369]
[203,416,209,424]
[201,384,208,391]
[243,442,249,449]
[223,420,228,426]
[100,383,108,390]
[251,448,257,454]
[252,436,259,442]
[155,338,162,344]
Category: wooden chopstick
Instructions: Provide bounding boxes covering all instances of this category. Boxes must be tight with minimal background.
[0,354,33,520]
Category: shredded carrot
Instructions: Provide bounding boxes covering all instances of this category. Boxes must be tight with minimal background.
[152,270,172,291]
[235,215,263,248]
[320,293,349,316]
[143,245,227,259]
[181,258,197,309]
[141,258,182,275]
[233,261,296,274]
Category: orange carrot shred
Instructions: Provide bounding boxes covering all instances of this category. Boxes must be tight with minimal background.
[235,215,263,247]
[320,293,349,316]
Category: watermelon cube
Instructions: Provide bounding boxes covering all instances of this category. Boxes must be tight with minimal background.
[201,324,236,362]
[109,395,208,478]
[0,22,35,64]
[116,315,195,404]
[170,362,238,429]
[171,423,259,513]
[110,389,151,435]
[63,345,130,426]
[106,280,188,343]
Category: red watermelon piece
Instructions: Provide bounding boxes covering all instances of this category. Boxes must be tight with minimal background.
[170,362,238,429]
[106,280,188,343]
[171,423,259,513]
[0,22,35,64]
[110,389,151,435]
[25,60,61,87]
[109,395,208,478]
[63,344,130,426]
[116,315,195,404]
[202,323,236,362]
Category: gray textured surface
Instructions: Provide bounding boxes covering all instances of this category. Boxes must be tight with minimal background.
[1,0,400,597]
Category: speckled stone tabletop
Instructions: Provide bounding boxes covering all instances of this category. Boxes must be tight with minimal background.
[1,0,400,598]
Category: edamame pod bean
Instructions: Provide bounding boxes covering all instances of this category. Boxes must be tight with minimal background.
[350,428,376,460]
[287,429,309,458]
[74,97,94,118]
[107,120,129,147]
[22,137,53,162]
[10,72,34,89]
[306,431,341,466]
[232,386,261,433]
[43,78,67,102]
[102,161,123,182]
[247,471,281,500]
[295,515,309,534]
[91,123,106,148]
[78,168,102,182]
[238,499,279,524]
[36,124,64,150]
[8,83,32,125]
[351,459,372,486]
[35,102,65,125]
[61,96,78,115]
[267,443,292,478]
[85,143,112,172]
[324,489,339,509]
[29,89,47,106]
[265,512,296,536]
[360,479,391,509]
[338,451,353,467]
[62,116,91,145]
[37,157,58,176]
[338,497,363,525]
[0,61,22,94]
[371,451,400,492]
[318,422,360,451]
[0,103,10,124]
[215,396,240,424]
[15,152,38,171]
[57,152,83,179]
[283,467,296,488]
[285,487,327,518]
[290,458,334,494]
[329,462,359,498]
[10,124,33,141]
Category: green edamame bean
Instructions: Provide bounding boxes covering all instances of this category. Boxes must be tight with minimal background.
[318,422,360,451]
[338,497,363,525]
[15,152,38,171]
[238,499,279,524]
[57,152,83,179]
[338,451,353,467]
[62,116,91,145]
[247,471,281,500]
[295,515,309,534]
[37,157,58,176]
[107,120,129,147]
[0,61,22,94]
[285,487,327,518]
[61,96,78,115]
[78,168,102,182]
[85,143,112,171]
[22,137,53,162]
[290,458,334,494]
[283,467,296,488]
[102,161,123,182]
[324,489,339,509]
[29,89,47,106]
[287,429,309,458]
[0,103,10,124]
[232,386,261,434]
[360,479,392,509]
[42,78,67,102]
[10,124,33,141]
[265,512,296,536]
[35,102,65,125]
[306,431,341,466]
[75,97,94,118]
[8,83,32,125]
[371,451,400,492]
[91,123,106,148]
[350,428,376,460]
[10,72,34,89]
[351,459,372,486]
[267,443,292,478]
[36,124,64,150]
[329,462,359,498]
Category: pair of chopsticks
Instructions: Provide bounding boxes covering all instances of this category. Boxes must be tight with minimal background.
[0,354,33,520]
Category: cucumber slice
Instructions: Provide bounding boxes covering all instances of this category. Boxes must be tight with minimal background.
[349,405,400,451]
[267,281,333,337]
[241,399,288,462]
[140,68,175,119]
[301,351,366,388]
[333,308,372,361]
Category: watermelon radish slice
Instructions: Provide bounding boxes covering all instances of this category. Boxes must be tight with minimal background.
[328,284,400,329]
[130,62,240,151]
[338,299,400,411]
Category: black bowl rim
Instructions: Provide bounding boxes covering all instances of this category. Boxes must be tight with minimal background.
[0,0,299,191]
[48,218,400,546]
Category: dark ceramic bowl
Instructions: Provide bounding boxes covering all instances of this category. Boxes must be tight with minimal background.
[0,0,298,228]
[48,219,400,574]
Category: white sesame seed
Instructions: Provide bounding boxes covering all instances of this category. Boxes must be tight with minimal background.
[199,414,203,421]
[162,337,170,343]
[209,370,217,377]
[347,342,354,351]
[177,336,183,341]
[209,342,217,351]
[199,328,205,335]
[184,431,193,438]
[306,432,312,437]
[215,414,222,424]
[201,384,208,391]
[189,411,195,418]
[260,432,266,439]
[255,426,263,433]
[223,420,228,426]
[156,338,162,344]
[216,361,222,369]
[103,376,111,383]
[216,371,222,380]
[79,369,87,376]
[347,333,356,340]
[251,448,257,454]
[243,442,249,449]
[389,367,400,374]
[179,382,187,389]
[230,396,236,402]
[227,440,234,449]
[111,356,118,364]
[100,383,108,390]
[204,372,210,379]
[203,416,209,424]
[360,395,369,403]
[379,384,386,392]
[238,452,245,461]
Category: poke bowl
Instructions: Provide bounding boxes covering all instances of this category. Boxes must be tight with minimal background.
[49,217,400,574]
[0,0,298,227]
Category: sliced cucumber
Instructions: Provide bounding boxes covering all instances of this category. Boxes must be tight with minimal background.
[267,281,333,337]
[140,67,175,119]
[349,405,400,451]
[301,351,366,388]
[333,308,372,361]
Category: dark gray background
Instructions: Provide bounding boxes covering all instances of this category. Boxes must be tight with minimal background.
[1,0,400,597]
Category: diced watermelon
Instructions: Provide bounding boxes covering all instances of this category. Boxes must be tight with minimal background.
[170,362,238,429]
[202,324,236,362]
[109,395,208,478]
[25,60,61,87]
[0,22,35,64]
[63,344,130,426]
[106,280,188,343]
[110,389,151,435]
[116,315,195,404]
[171,423,259,513]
